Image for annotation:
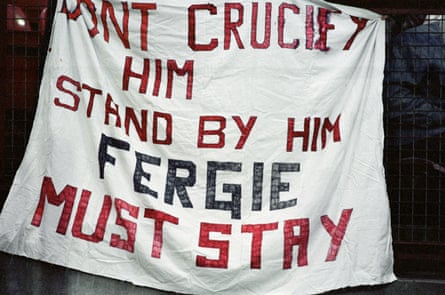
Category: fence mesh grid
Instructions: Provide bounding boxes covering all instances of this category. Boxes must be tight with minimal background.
[2,1,48,199]
[1,1,445,278]
[384,15,445,244]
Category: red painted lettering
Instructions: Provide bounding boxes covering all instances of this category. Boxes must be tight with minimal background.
[321,114,341,148]
[153,111,173,145]
[198,116,226,148]
[278,3,299,49]
[188,4,218,51]
[31,176,77,235]
[314,8,336,51]
[321,208,353,261]
[61,0,98,36]
[196,222,232,268]
[110,198,139,253]
[251,2,272,49]
[72,191,113,243]
[305,5,314,49]
[283,218,309,269]
[287,115,341,152]
[343,17,368,50]
[241,222,278,269]
[54,75,81,112]
[104,93,121,127]
[101,0,130,48]
[122,56,150,93]
[144,208,179,258]
[166,60,194,100]
[287,117,310,152]
[124,107,148,142]
[232,116,257,149]
[311,117,321,152]
[224,3,244,49]
[131,3,157,51]
[81,83,102,117]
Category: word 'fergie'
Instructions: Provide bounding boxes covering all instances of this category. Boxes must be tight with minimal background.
[98,133,302,219]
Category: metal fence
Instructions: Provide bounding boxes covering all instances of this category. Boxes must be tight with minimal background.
[384,14,445,278]
[1,0,445,279]
[1,0,49,204]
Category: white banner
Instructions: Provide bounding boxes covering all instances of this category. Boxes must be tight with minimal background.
[0,1,395,294]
